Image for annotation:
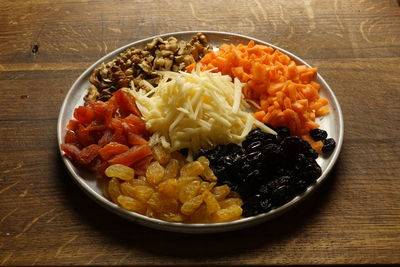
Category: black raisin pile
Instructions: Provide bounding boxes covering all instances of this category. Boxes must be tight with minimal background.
[198,126,322,217]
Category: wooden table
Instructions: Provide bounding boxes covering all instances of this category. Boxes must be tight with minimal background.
[1,0,399,265]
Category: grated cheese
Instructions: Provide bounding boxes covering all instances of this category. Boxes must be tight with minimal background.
[131,68,276,158]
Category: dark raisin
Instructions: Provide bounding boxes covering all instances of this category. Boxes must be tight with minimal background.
[322,138,336,154]
[242,194,263,216]
[247,169,260,178]
[294,153,307,167]
[271,184,296,207]
[299,161,322,182]
[275,126,290,138]
[211,165,226,176]
[281,136,303,154]
[246,128,276,143]
[244,140,263,151]
[238,170,262,198]
[219,155,234,167]
[199,148,218,162]
[306,148,319,159]
[258,184,269,195]
[214,145,228,156]
[226,143,241,154]
[276,175,292,185]
[246,151,264,162]
[294,179,309,194]
[242,164,252,173]
[309,128,328,141]
[259,198,273,212]
[246,128,263,139]
[262,143,282,162]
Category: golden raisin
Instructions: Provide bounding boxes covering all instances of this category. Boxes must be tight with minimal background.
[197,156,217,182]
[180,161,204,176]
[159,212,186,222]
[157,178,179,199]
[117,195,146,214]
[128,178,148,186]
[105,164,134,181]
[164,159,180,179]
[219,198,243,209]
[211,184,231,201]
[199,181,216,194]
[178,180,201,203]
[108,178,122,204]
[147,192,179,214]
[121,183,154,202]
[152,144,171,165]
[213,205,242,222]
[189,204,212,223]
[120,182,136,197]
[177,176,201,192]
[146,161,165,185]
[203,190,220,215]
[181,194,204,215]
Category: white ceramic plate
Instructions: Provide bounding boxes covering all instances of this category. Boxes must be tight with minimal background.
[57,31,344,233]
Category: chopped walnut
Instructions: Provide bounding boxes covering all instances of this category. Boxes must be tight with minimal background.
[85,33,213,102]
[84,85,100,102]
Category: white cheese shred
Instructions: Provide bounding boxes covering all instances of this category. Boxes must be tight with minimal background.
[131,68,276,156]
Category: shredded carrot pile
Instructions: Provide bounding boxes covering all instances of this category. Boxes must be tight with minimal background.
[186,40,329,149]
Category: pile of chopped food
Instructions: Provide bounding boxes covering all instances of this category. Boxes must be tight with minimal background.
[61,33,336,223]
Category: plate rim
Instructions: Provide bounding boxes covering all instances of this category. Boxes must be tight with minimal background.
[57,30,344,233]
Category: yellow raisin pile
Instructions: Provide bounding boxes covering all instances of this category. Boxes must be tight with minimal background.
[103,146,243,223]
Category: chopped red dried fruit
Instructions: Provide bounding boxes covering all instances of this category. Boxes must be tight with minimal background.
[76,144,100,165]
[64,130,78,145]
[74,106,96,124]
[66,119,80,131]
[98,142,130,160]
[114,90,141,117]
[61,143,80,160]
[108,144,152,166]
[61,89,151,176]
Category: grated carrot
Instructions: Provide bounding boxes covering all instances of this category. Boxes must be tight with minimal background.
[186,41,329,138]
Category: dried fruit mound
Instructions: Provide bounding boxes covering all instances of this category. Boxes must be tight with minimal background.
[61,89,153,176]
[103,150,243,223]
[186,40,329,142]
[199,125,322,217]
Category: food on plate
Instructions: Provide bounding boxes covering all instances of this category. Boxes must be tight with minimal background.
[103,151,243,223]
[61,33,337,224]
[86,33,212,102]
[61,89,153,177]
[132,68,275,159]
[199,126,321,217]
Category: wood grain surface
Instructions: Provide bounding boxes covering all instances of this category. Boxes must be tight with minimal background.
[1,0,399,266]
